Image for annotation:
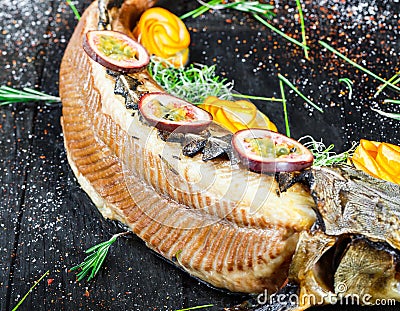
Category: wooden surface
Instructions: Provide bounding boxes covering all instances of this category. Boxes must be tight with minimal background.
[0,0,399,310]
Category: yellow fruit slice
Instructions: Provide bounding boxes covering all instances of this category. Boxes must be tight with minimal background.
[215,108,238,133]
[352,144,380,176]
[360,139,379,158]
[133,7,191,67]
[352,157,380,179]
[376,143,400,175]
[199,96,277,133]
[353,141,399,184]
[250,111,278,132]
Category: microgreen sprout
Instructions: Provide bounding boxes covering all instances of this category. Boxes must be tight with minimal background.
[180,0,274,20]
[299,135,356,166]
[253,13,308,51]
[279,79,290,137]
[374,72,400,97]
[383,99,400,104]
[230,93,283,102]
[66,0,81,20]
[277,74,324,113]
[319,41,400,93]
[175,304,214,311]
[12,270,50,311]
[339,78,354,100]
[71,232,129,282]
[295,0,309,59]
[0,85,60,105]
[371,108,400,121]
[148,56,234,104]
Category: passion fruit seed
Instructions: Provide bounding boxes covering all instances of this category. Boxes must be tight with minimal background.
[83,30,149,73]
[139,92,213,133]
[276,145,290,157]
[232,129,314,173]
[99,35,137,61]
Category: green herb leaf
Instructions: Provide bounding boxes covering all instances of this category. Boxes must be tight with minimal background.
[0,86,60,106]
[253,13,308,51]
[12,270,50,311]
[279,79,290,137]
[375,73,400,97]
[175,304,214,311]
[295,0,309,59]
[383,99,400,105]
[66,0,81,20]
[148,56,234,104]
[338,78,354,100]
[71,232,129,282]
[319,41,400,93]
[230,93,283,102]
[278,74,324,113]
[299,135,356,166]
[371,108,400,121]
[180,0,274,20]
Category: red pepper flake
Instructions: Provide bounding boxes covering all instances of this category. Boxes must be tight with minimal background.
[225,18,232,24]
[47,278,54,285]
[40,155,46,159]
[83,289,90,297]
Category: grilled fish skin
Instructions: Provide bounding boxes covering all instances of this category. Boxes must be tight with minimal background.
[59,0,317,293]
[227,166,400,310]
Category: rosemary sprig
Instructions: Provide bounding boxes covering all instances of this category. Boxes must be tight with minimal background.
[295,0,309,59]
[71,232,129,282]
[180,0,274,20]
[279,79,290,137]
[12,270,50,311]
[253,13,308,51]
[0,86,60,105]
[371,108,400,121]
[319,40,400,93]
[66,0,81,20]
[148,56,234,104]
[277,74,324,113]
[299,135,356,166]
[338,78,354,99]
[175,304,214,311]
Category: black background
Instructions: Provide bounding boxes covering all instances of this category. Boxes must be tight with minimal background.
[0,0,399,310]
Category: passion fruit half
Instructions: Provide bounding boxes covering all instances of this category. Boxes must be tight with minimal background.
[139,92,213,133]
[83,30,150,73]
[232,129,314,173]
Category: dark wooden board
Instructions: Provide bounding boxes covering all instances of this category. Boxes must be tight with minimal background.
[0,0,399,310]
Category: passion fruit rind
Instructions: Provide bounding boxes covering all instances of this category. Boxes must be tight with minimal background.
[232,129,314,173]
[138,92,213,134]
[83,30,150,73]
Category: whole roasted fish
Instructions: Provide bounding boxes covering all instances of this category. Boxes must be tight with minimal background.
[230,166,400,310]
[59,0,400,309]
[60,0,315,294]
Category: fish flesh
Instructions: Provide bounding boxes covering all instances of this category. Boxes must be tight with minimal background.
[59,0,400,308]
[228,166,400,310]
[59,0,315,294]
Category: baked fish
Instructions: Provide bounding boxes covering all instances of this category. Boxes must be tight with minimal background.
[229,165,400,310]
[59,0,315,294]
[60,0,400,309]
